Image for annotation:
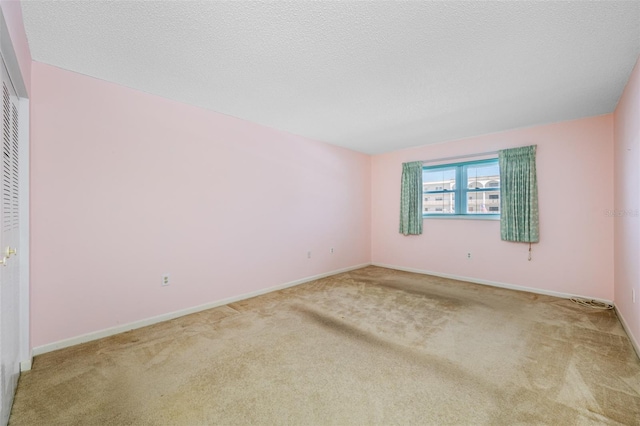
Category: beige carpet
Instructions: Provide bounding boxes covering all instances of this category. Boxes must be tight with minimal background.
[10,266,640,425]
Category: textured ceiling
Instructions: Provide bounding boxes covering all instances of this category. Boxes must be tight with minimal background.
[21,1,640,154]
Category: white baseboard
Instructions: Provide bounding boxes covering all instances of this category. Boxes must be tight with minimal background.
[32,263,370,357]
[615,306,640,361]
[33,263,631,361]
[20,359,32,372]
[371,263,614,305]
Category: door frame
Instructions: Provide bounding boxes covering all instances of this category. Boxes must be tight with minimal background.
[0,8,30,372]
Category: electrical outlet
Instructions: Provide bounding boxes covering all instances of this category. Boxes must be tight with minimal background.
[467,253,471,259]
[162,273,170,287]
[307,251,311,259]
[330,247,334,254]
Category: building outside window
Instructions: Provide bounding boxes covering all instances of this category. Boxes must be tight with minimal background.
[422,159,500,217]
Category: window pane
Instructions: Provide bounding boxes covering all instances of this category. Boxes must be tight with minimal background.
[467,190,500,214]
[423,168,456,192]
[423,159,500,217]
[424,193,455,214]
[467,163,500,190]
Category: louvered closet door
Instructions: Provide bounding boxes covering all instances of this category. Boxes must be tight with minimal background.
[0,57,20,426]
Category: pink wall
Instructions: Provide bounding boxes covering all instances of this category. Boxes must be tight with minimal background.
[26,50,634,351]
[614,56,640,349]
[0,0,31,94]
[372,115,614,300]
[30,62,371,348]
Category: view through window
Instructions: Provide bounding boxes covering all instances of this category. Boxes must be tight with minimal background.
[423,159,500,216]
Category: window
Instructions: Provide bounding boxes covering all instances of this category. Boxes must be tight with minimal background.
[422,159,500,217]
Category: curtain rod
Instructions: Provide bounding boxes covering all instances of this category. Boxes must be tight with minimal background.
[420,150,499,164]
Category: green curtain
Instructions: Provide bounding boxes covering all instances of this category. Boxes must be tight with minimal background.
[499,145,539,243]
[399,161,423,235]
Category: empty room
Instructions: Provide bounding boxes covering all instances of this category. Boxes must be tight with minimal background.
[0,0,638,424]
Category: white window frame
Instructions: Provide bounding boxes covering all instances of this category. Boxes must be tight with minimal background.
[422,158,500,219]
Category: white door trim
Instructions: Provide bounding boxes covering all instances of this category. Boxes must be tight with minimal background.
[0,10,27,98]
[17,97,28,372]
[0,8,30,373]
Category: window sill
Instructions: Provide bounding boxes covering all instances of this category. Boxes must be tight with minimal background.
[423,214,500,221]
